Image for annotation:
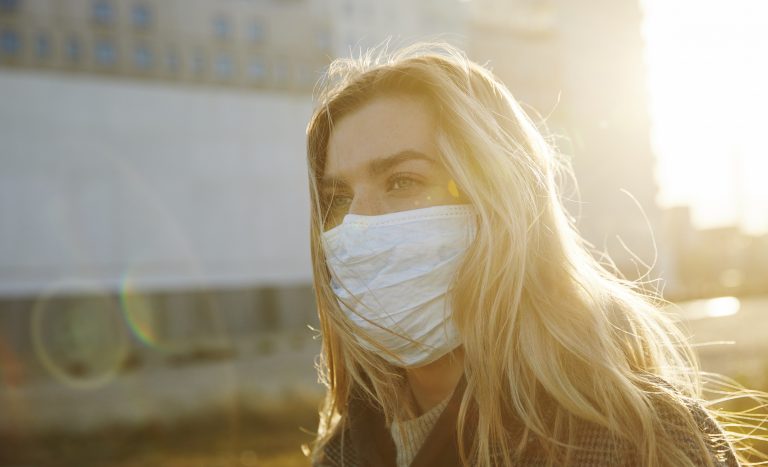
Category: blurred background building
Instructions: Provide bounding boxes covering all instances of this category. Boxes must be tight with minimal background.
[468,0,661,281]
[1,0,766,465]
[0,0,665,376]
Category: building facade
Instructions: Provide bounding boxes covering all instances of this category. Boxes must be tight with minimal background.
[0,0,667,390]
[0,0,331,379]
[0,0,330,91]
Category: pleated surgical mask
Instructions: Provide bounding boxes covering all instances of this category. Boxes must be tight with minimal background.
[322,204,476,367]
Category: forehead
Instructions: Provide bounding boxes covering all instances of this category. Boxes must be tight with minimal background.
[325,95,438,177]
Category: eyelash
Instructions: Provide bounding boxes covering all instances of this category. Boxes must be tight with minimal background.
[323,191,352,209]
[386,173,423,192]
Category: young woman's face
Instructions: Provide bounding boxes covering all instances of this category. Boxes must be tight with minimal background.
[322,95,467,228]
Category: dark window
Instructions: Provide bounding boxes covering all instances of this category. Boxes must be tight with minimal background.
[132,4,151,28]
[212,15,231,40]
[35,33,50,58]
[214,53,233,78]
[0,29,20,56]
[95,39,116,66]
[134,45,151,69]
[92,0,114,25]
[66,36,81,62]
[248,20,265,44]
[0,0,19,13]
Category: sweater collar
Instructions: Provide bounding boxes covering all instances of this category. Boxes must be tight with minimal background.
[347,374,474,467]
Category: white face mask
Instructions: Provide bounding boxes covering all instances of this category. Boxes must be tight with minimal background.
[322,204,476,368]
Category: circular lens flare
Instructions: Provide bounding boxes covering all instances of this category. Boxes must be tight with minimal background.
[120,275,161,348]
[31,280,129,390]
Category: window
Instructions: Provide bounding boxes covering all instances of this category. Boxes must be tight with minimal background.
[214,53,233,78]
[0,29,20,56]
[132,4,151,29]
[66,36,81,63]
[92,0,114,25]
[95,39,116,66]
[247,58,266,81]
[212,15,231,40]
[35,33,51,59]
[0,0,19,14]
[248,20,265,44]
[134,45,151,69]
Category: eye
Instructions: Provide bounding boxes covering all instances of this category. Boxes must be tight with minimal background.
[387,174,421,192]
[330,194,352,209]
[322,193,352,229]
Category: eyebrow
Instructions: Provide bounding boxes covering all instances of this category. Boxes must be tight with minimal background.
[320,150,436,188]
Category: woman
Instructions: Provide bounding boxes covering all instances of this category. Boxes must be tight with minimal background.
[304,42,753,466]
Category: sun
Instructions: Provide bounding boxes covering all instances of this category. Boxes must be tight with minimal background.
[640,0,768,235]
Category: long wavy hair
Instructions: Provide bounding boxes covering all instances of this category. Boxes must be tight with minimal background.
[304,42,765,466]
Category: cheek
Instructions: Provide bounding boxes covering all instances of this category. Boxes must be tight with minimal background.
[408,184,465,209]
[444,178,471,204]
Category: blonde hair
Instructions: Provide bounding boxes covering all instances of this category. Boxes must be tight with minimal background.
[305,42,766,466]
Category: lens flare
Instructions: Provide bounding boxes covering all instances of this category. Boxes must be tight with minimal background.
[120,275,161,348]
[30,280,129,390]
[447,179,460,198]
[705,296,740,318]
[674,296,741,321]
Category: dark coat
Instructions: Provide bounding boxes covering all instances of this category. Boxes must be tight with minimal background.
[313,376,740,467]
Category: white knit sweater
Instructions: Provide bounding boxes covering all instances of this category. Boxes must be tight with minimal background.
[389,397,451,467]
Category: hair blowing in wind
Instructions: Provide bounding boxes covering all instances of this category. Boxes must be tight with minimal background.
[304,41,768,466]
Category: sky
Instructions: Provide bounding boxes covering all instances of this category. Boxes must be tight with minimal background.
[641,0,768,234]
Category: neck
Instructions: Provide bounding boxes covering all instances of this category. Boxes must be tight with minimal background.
[405,346,465,416]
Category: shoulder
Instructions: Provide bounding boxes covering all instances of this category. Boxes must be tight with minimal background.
[663,395,740,466]
[650,376,739,466]
[562,385,739,467]
[513,376,740,466]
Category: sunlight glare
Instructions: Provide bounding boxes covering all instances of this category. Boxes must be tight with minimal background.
[705,296,741,318]
[674,295,741,321]
[641,0,768,234]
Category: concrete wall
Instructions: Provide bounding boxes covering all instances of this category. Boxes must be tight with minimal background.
[0,69,313,296]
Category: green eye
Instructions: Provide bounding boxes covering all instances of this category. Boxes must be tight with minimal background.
[393,178,412,190]
[390,176,419,191]
[331,195,352,209]
[323,195,351,228]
